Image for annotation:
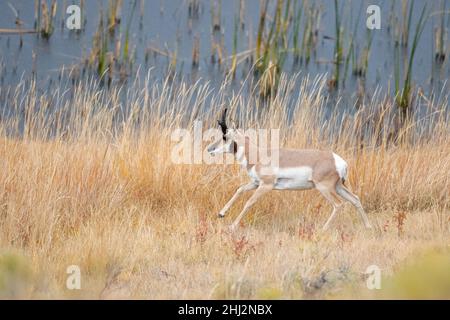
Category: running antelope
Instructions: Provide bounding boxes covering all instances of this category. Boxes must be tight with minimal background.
[207,108,372,231]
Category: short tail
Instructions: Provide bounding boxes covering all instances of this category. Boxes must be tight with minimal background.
[332,152,348,185]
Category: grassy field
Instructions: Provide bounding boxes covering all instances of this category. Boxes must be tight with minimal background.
[0,75,449,299]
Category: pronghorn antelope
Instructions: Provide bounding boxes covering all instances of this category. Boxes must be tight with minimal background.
[207,108,372,231]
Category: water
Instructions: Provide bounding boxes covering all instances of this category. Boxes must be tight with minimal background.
[0,0,448,110]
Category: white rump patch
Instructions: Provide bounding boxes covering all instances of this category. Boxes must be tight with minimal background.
[332,152,348,180]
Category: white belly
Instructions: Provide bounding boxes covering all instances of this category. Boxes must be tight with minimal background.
[273,166,314,190]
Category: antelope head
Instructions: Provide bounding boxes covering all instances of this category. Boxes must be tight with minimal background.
[207,108,240,155]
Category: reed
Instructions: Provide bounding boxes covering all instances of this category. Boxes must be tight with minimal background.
[401,0,415,47]
[342,1,364,83]
[192,36,200,69]
[39,0,57,39]
[300,1,320,66]
[395,3,428,116]
[139,0,144,29]
[239,0,246,30]
[169,44,178,76]
[230,14,239,78]
[292,0,303,63]
[80,0,85,30]
[188,0,201,19]
[353,29,373,78]
[255,0,293,97]
[331,0,343,89]
[255,0,269,68]
[121,0,136,65]
[20,0,444,101]
[434,0,446,63]
[91,11,108,77]
[34,0,40,30]
[211,0,222,32]
[107,0,123,34]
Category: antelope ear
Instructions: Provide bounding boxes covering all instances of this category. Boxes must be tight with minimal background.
[217,108,228,135]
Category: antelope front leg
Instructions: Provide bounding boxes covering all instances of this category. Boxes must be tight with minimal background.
[218,182,258,218]
[230,183,273,231]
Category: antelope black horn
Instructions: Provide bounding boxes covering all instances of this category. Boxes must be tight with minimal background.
[217,107,228,136]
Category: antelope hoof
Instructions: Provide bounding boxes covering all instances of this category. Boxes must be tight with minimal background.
[218,213,225,218]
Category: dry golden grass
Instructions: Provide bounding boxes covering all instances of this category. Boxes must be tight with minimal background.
[0,75,448,299]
